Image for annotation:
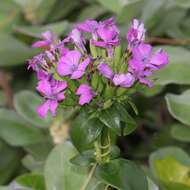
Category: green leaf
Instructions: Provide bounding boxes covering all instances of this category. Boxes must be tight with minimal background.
[0,108,47,146]
[70,150,95,167]
[171,124,190,142]
[0,0,20,32]
[154,46,190,85]
[96,158,148,190]
[44,142,103,190]
[77,4,106,22]
[147,177,158,190]
[47,0,80,22]
[14,21,72,38]
[71,112,103,152]
[97,0,141,14]
[13,0,56,23]
[0,34,38,67]
[117,0,143,24]
[141,0,166,29]
[14,90,52,127]
[149,146,190,181]
[100,104,137,136]
[168,0,190,8]
[0,140,20,184]
[16,173,45,190]
[155,157,190,189]
[0,187,13,190]
[165,90,190,126]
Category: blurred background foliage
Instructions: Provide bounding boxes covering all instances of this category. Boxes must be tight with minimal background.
[1,0,190,189]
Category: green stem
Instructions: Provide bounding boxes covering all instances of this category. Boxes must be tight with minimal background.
[80,164,97,190]
[100,127,111,163]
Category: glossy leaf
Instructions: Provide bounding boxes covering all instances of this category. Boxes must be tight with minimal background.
[96,158,148,190]
[165,90,190,126]
[71,112,103,152]
[14,90,52,127]
[100,104,137,135]
[0,108,47,146]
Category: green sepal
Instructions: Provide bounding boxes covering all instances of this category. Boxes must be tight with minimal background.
[90,43,98,58]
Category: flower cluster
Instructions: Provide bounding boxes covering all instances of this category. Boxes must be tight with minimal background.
[28,18,168,118]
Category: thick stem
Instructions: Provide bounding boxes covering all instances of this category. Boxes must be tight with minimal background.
[94,127,111,164]
[100,127,111,163]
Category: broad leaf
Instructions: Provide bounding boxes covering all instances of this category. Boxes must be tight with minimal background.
[165,90,190,126]
[14,21,72,38]
[44,142,103,190]
[96,158,148,190]
[0,34,38,66]
[0,108,47,146]
[71,112,103,152]
[13,0,56,23]
[149,146,190,181]
[0,0,20,32]
[0,140,20,184]
[154,46,190,85]
[16,173,45,190]
[100,104,137,135]
[14,90,52,127]
[171,124,190,142]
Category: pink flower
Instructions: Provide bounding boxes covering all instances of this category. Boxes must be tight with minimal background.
[97,63,114,79]
[76,84,95,105]
[113,73,135,88]
[126,19,145,49]
[36,79,67,118]
[32,31,56,48]
[63,28,86,52]
[129,43,168,87]
[57,50,90,79]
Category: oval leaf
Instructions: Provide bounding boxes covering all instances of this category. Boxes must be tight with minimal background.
[165,90,190,126]
[14,90,52,127]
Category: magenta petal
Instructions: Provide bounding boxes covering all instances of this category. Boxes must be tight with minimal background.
[77,19,98,33]
[113,73,135,88]
[79,94,93,105]
[78,57,90,71]
[150,49,168,68]
[36,80,51,96]
[49,100,58,116]
[64,50,81,66]
[76,84,91,95]
[97,63,113,79]
[132,43,152,61]
[139,78,154,88]
[42,31,53,40]
[57,60,72,76]
[71,70,84,79]
[91,40,107,48]
[56,92,65,101]
[32,40,50,48]
[37,100,49,118]
[53,81,67,94]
